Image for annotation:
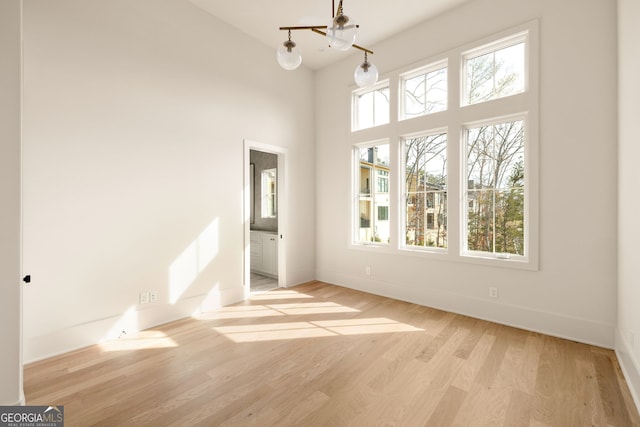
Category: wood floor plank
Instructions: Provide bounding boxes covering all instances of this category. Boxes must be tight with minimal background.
[451,382,511,426]
[453,317,484,360]
[593,350,635,426]
[531,336,597,426]
[474,329,510,388]
[350,328,469,426]
[23,281,640,426]
[426,385,468,426]
[503,388,534,427]
[451,332,496,391]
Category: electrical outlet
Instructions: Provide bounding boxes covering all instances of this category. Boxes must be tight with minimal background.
[149,290,157,303]
[139,291,150,305]
[365,266,371,276]
[489,287,499,299]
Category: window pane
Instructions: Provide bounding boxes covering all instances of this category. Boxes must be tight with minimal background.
[356,92,374,130]
[402,66,447,119]
[375,144,389,166]
[466,120,524,255]
[261,168,277,218]
[354,85,390,131]
[466,41,525,105]
[374,87,390,127]
[403,133,447,249]
[357,144,390,244]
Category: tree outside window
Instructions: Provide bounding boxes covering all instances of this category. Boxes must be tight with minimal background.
[465,41,525,105]
[466,120,524,255]
[401,64,447,119]
[403,133,447,249]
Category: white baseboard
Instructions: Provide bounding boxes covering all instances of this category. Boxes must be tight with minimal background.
[616,328,640,414]
[320,274,615,349]
[24,286,244,364]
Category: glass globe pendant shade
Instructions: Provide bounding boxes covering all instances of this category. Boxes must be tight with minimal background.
[326,14,357,51]
[277,39,302,70]
[354,57,378,88]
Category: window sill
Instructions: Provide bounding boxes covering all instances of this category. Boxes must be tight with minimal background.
[349,243,538,271]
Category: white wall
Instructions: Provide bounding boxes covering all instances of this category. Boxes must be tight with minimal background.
[617,0,640,409]
[22,0,315,362]
[0,0,24,406]
[315,0,618,347]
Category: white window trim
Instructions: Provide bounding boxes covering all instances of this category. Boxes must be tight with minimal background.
[349,20,539,271]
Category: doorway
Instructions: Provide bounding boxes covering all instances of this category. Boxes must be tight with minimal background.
[244,140,287,297]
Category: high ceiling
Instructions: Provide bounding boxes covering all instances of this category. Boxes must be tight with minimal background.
[189,0,473,70]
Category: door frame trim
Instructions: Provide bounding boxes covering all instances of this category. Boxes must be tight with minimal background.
[243,140,288,298]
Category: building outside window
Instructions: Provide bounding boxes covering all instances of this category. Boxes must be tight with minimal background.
[356,144,390,244]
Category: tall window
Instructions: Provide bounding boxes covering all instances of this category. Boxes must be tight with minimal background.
[352,81,390,131]
[350,22,537,269]
[356,143,390,244]
[403,133,448,249]
[465,119,525,256]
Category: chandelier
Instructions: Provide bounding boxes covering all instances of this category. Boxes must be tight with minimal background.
[277,0,378,88]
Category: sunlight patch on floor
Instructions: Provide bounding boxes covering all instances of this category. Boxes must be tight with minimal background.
[249,290,314,301]
[213,321,338,342]
[213,317,424,343]
[314,317,425,335]
[196,305,285,320]
[196,300,361,320]
[265,302,361,315]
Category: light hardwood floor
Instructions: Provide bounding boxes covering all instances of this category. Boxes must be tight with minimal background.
[250,272,279,293]
[25,281,640,426]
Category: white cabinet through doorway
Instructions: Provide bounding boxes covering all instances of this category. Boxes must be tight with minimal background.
[250,231,278,278]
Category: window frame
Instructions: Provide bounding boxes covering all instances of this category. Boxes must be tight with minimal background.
[351,140,392,247]
[400,128,449,254]
[348,20,539,271]
[462,113,529,261]
[461,32,528,107]
[351,79,391,132]
[399,59,449,121]
[260,168,277,219]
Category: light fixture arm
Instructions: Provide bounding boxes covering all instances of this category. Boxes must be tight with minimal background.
[279,0,372,54]
[278,26,374,55]
[309,28,373,55]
